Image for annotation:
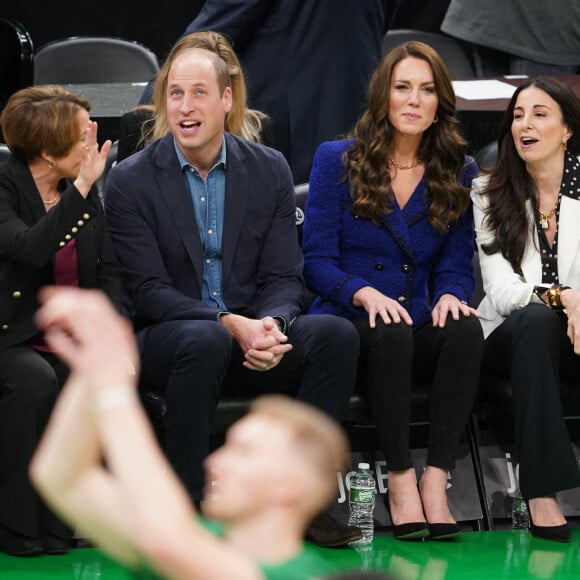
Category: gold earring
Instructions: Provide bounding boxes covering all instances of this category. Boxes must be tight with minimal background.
[562,139,568,151]
[48,159,55,169]
[432,115,439,125]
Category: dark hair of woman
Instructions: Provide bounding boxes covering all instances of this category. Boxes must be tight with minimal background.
[343,41,468,233]
[480,77,580,273]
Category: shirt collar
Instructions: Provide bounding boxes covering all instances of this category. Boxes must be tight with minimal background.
[173,136,227,173]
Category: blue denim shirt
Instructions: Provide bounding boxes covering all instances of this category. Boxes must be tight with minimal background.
[174,138,227,310]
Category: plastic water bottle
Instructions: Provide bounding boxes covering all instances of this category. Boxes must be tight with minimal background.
[348,462,376,544]
[511,496,530,529]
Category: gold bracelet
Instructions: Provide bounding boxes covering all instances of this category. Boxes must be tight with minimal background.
[545,285,571,310]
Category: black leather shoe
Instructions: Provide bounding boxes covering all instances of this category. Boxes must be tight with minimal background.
[0,524,43,557]
[305,511,363,547]
[42,532,71,555]
[428,522,460,541]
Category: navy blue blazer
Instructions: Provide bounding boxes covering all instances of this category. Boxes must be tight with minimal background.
[184,0,400,184]
[302,140,479,327]
[104,133,304,332]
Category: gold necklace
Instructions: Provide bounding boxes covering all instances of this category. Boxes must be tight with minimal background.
[388,157,421,170]
[538,200,558,229]
[42,193,60,205]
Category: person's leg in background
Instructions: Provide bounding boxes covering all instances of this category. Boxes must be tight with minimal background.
[412,316,483,529]
[353,318,428,537]
[224,314,359,421]
[0,347,66,555]
[224,313,361,547]
[285,314,359,421]
[139,320,232,501]
[483,304,580,534]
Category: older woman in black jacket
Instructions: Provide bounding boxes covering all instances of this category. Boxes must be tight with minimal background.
[0,86,121,556]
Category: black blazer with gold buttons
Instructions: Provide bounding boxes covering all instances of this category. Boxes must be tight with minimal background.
[0,155,122,351]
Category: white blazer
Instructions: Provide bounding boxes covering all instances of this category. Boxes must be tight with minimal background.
[471,171,580,338]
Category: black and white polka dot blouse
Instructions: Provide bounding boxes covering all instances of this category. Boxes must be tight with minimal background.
[534,152,580,285]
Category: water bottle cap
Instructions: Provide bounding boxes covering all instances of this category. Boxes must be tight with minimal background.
[358,462,370,470]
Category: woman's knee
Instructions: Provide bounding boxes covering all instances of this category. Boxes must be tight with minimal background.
[357,318,414,353]
[441,314,484,345]
[0,354,59,405]
[510,304,561,341]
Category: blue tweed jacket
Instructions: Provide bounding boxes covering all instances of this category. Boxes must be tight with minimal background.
[303,140,479,327]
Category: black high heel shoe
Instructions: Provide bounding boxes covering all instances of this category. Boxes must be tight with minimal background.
[385,493,429,541]
[417,478,461,541]
[427,522,460,541]
[526,501,571,543]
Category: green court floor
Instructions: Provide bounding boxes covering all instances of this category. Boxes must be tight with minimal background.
[1,528,579,579]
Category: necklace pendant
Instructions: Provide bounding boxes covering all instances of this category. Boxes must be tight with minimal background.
[540,217,549,229]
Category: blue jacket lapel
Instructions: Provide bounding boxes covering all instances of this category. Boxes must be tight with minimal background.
[381,179,429,261]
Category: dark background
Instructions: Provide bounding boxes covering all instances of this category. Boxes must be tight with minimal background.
[3,1,206,61]
[4,0,448,62]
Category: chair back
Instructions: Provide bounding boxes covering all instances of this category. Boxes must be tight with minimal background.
[34,36,159,85]
[475,141,498,170]
[0,143,11,164]
[294,182,309,246]
[0,19,33,135]
[382,29,475,78]
[117,107,155,163]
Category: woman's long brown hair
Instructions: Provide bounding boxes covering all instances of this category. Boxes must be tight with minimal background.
[344,41,469,233]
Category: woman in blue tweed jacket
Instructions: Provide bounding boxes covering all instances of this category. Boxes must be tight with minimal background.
[303,42,483,541]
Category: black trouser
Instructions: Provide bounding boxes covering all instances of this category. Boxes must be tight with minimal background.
[483,304,580,500]
[0,347,72,540]
[353,315,483,471]
[139,314,360,500]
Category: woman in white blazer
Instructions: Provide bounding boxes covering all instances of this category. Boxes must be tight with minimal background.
[471,77,580,542]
